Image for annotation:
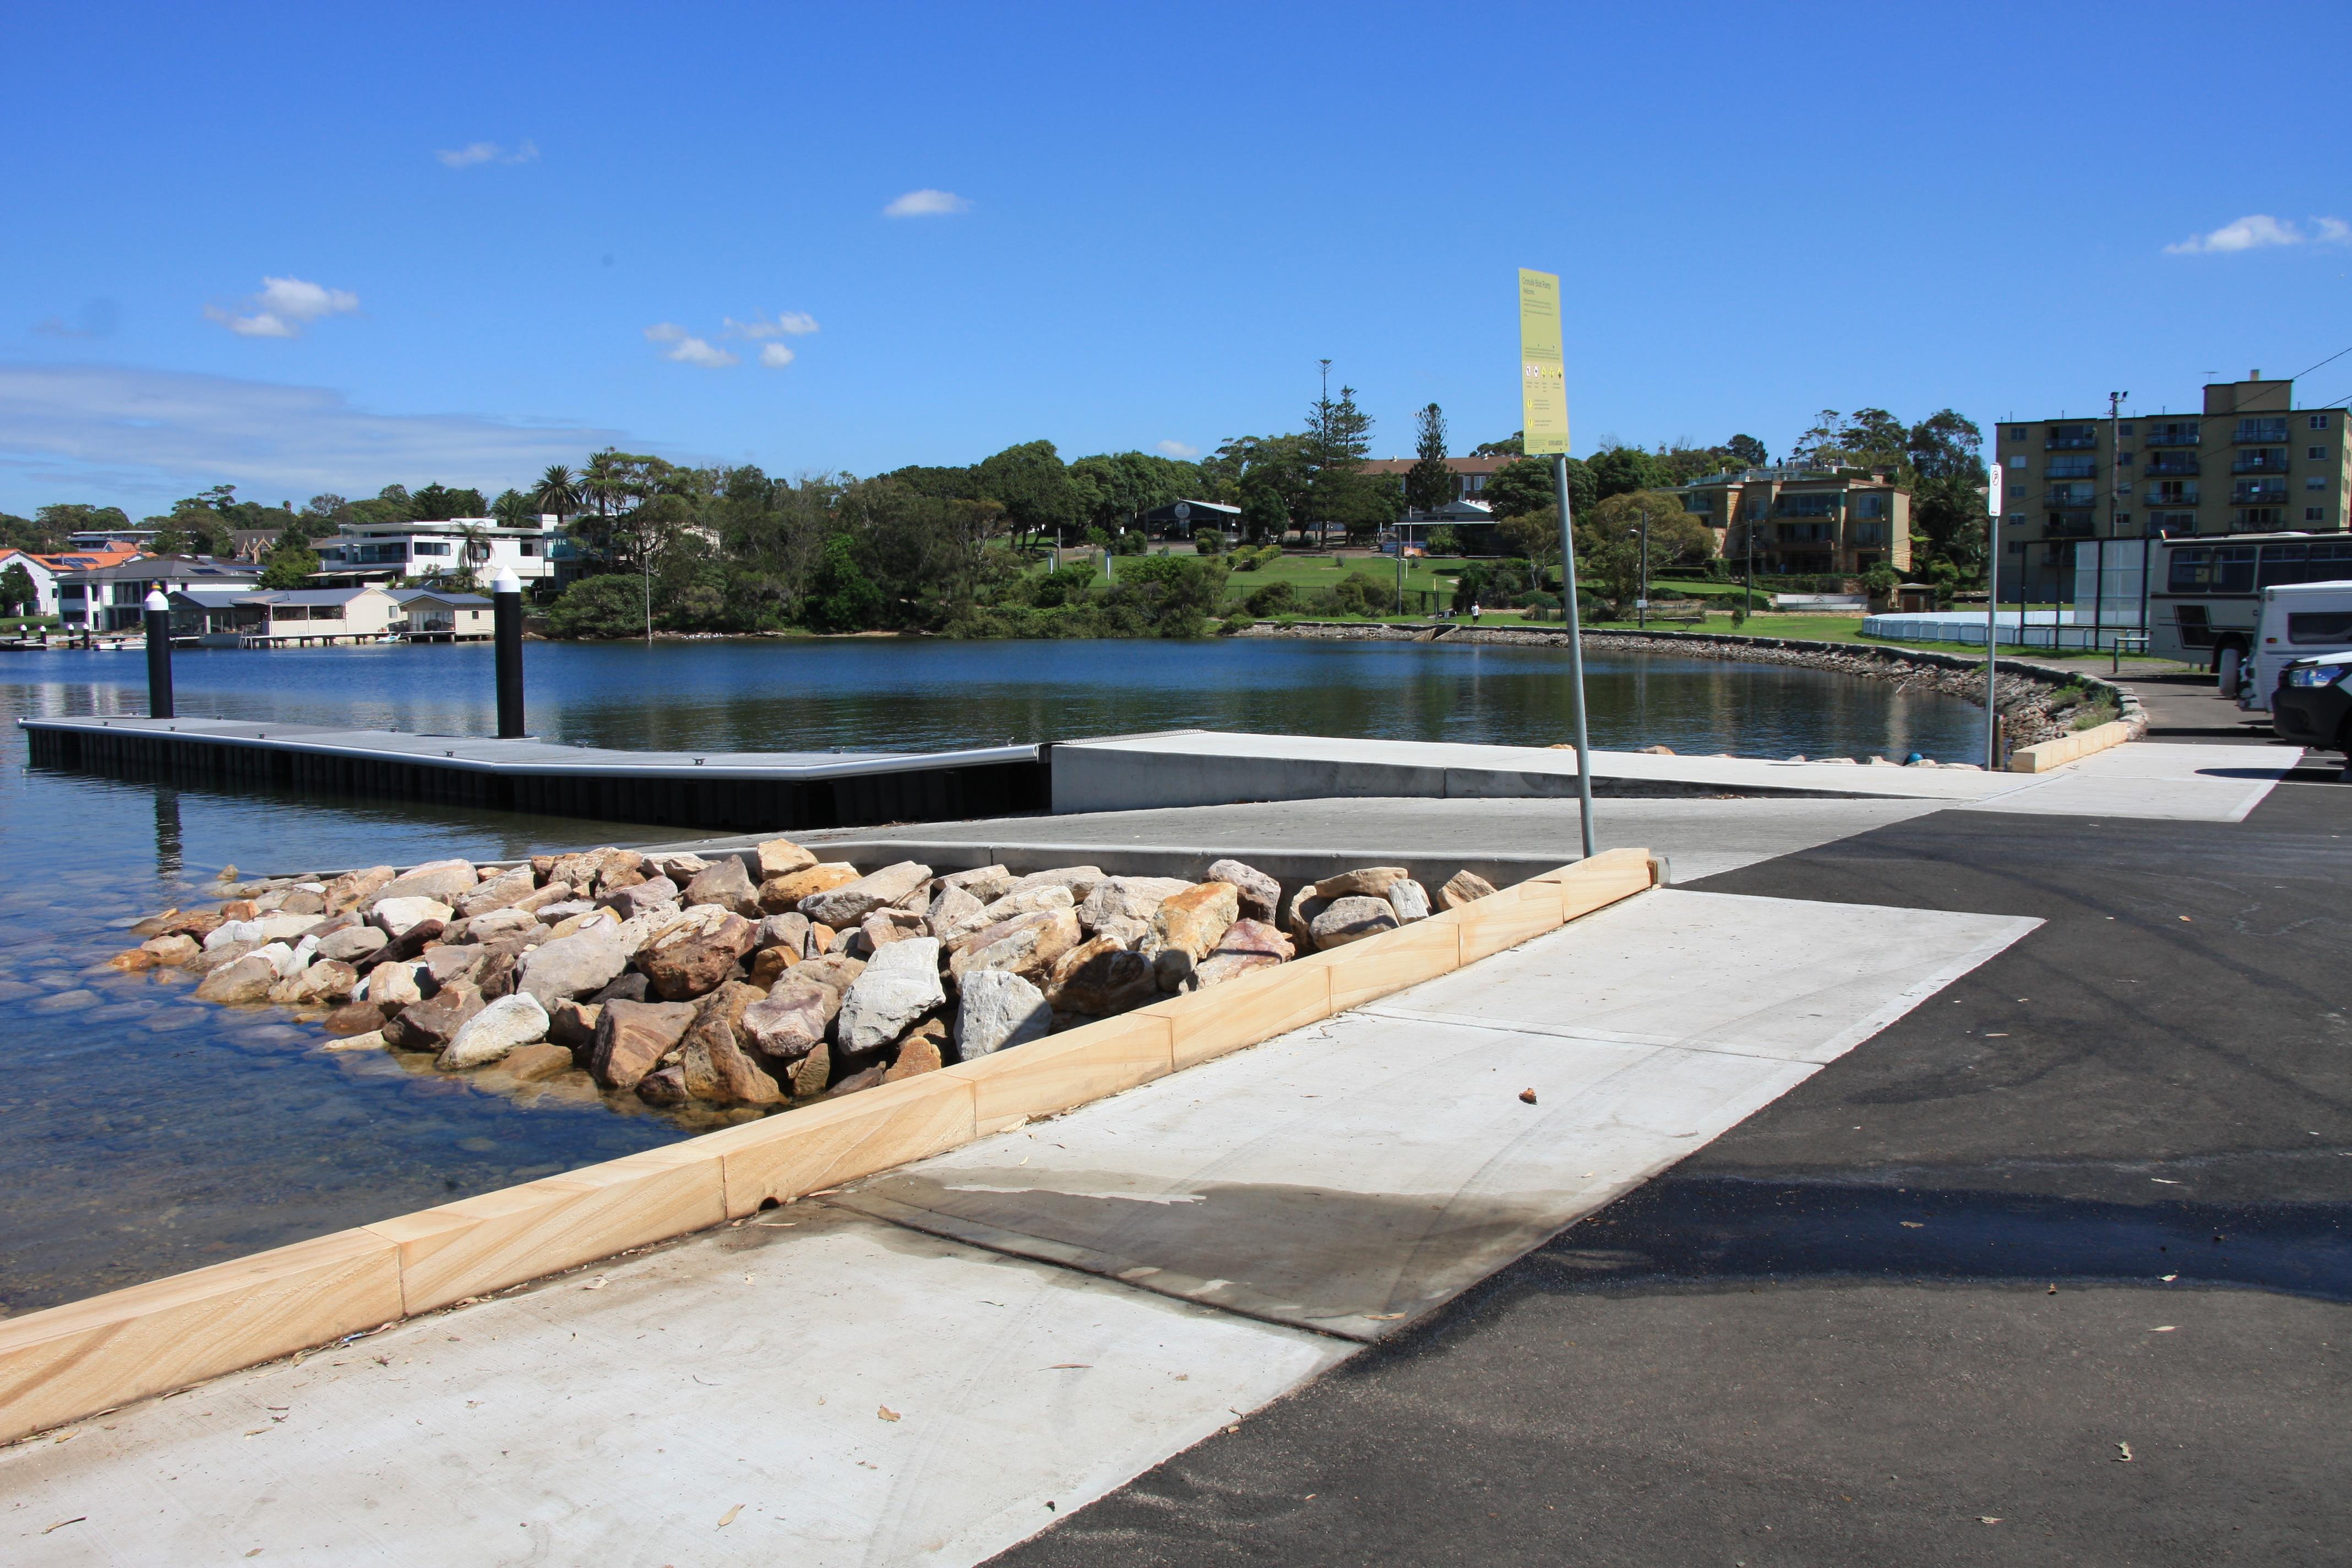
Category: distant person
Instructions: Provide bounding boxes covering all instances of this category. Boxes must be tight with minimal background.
[1470,600,1482,624]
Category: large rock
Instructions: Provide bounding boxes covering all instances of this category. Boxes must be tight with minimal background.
[456,866,537,919]
[760,863,859,913]
[374,858,480,906]
[466,906,543,943]
[205,911,317,949]
[514,924,630,1010]
[194,952,279,1004]
[270,958,358,1006]
[1284,884,1332,950]
[317,924,387,964]
[383,980,486,1052]
[755,838,816,880]
[187,938,261,976]
[440,993,551,1070]
[1309,895,1398,950]
[800,862,933,928]
[371,897,454,939]
[1190,918,1295,989]
[322,865,396,915]
[1004,866,1107,903]
[140,933,202,966]
[754,912,814,956]
[1141,881,1239,990]
[859,909,925,953]
[640,911,758,1000]
[1044,935,1158,1016]
[513,880,580,916]
[794,953,865,995]
[652,853,710,884]
[939,864,1016,903]
[948,908,1084,986]
[370,962,426,1009]
[1437,869,1499,910]
[788,1041,832,1098]
[548,998,602,1050]
[324,1001,388,1037]
[635,1065,690,1107]
[1074,876,1194,936]
[836,938,946,1054]
[596,877,678,921]
[955,968,1052,1057]
[678,982,783,1106]
[739,975,841,1066]
[1312,866,1411,901]
[587,998,698,1089]
[1206,858,1282,924]
[683,858,761,917]
[943,884,1075,948]
[1386,879,1431,923]
[425,944,492,987]
[547,847,643,894]
[503,1042,576,1082]
[884,1035,944,1082]
[924,883,986,941]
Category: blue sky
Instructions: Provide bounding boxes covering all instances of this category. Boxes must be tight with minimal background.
[5,1,2350,518]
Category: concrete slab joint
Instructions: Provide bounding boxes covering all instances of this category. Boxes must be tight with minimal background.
[0,848,1662,1447]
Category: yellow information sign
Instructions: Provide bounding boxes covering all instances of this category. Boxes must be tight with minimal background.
[1517,268,1569,455]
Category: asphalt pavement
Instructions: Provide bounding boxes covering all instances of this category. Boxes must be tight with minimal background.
[989,777,2350,1567]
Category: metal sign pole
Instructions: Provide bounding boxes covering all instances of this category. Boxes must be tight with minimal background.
[1519,267,1593,858]
[1555,453,1596,858]
[1985,461,2002,769]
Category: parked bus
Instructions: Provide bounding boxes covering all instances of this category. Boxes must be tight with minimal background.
[2148,530,2352,694]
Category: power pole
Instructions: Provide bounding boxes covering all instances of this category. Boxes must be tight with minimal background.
[2104,389,2127,658]
[1637,510,1649,630]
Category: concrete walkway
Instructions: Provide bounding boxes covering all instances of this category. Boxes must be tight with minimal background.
[0,886,2032,1566]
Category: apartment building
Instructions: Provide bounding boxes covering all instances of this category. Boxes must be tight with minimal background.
[313,514,564,586]
[1678,466,1912,576]
[1359,455,1516,515]
[1996,374,2349,547]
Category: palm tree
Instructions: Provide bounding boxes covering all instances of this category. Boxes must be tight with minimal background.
[532,464,580,523]
[491,489,535,530]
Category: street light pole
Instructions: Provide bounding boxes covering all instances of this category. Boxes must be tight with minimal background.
[1637,509,1649,630]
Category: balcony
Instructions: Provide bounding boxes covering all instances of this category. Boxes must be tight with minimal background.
[2045,515,2096,539]
[2230,452,2289,475]
[2045,459,2099,479]
[2234,420,2289,444]
[2233,480,2291,504]
[2144,427,2201,448]
[2148,486,2200,506]
[2045,433,2098,450]
[2144,454,2200,476]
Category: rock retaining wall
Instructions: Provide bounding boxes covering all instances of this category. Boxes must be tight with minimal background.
[1235,620,2147,759]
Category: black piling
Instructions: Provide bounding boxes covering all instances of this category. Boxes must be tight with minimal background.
[493,570,525,738]
[143,591,174,718]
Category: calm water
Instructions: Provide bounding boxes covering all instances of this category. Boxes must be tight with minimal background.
[0,638,1979,1313]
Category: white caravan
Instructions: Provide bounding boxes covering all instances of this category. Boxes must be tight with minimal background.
[2238,579,2352,713]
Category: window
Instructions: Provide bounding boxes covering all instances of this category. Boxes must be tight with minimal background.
[2117,451,2133,466]
[2115,513,2132,531]
[1855,494,1888,518]
[2168,545,2256,594]
[2010,427,2030,442]
[412,541,450,557]
[2308,477,2327,491]
[2236,417,2289,443]
[2310,446,2328,460]
[2309,508,2328,522]
[2310,413,2331,430]
[2007,541,2027,554]
[2288,611,2352,644]
[2008,454,2027,470]
[2117,423,2133,436]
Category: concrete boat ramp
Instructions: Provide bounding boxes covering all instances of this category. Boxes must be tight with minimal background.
[0,727,2309,1564]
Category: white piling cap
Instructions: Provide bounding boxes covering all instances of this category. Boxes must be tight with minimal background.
[491,569,521,595]
[144,589,170,612]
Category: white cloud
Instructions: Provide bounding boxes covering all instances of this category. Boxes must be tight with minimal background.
[723,311,820,340]
[2164,214,2351,254]
[204,275,360,338]
[1157,439,1199,458]
[438,139,538,168]
[0,361,634,515]
[643,323,738,367]
[884,188,971,218]
[759,344,796,368]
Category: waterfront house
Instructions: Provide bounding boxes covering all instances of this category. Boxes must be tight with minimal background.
[57,556,260,631]
[313,514,563,589]
[389,587,494,639]
[219,586,401,645]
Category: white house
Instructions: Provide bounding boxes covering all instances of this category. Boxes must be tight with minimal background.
[388,587,494,640]
[219,586,402,645]
[58,556,260,631]
[0,548,65,616]
[314,515,562,587]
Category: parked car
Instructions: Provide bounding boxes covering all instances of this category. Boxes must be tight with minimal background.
[2273,650,2352,756]
[2237,580,2352,714]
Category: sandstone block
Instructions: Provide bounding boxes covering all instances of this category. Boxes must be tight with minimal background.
[374,858,480,905]
[439,992,551,1070]
[838,938,946,1053]
[1386,879,1431,922]
[466,906,542,943]
[760,862,858,913]
[1206,858,1283,924]
[1075,876,1194,935]
[322,865,395,915]
[1140,881,1239,977]
[316,925,387,964]
[678,985,783,1106]
[548,998,602,1049]
[755,837,816,879]
[1046,935,1158,1016]
[383,980,486,1052]
[924,883,985,940]
[194,952,279,1004]
[1436,869,1499,910]
[789,1041,831,1098]
[370,962,426,1010]
[105,948,158,972]
[749,947,798,988]
[640,911,758,1000]
[753,912,813,956]
[949,908,1084,986]
[635,1066,690,1107]
[503,1042,575,1082]
[587,998,698,1089]
[652,853,710,883]
[800,861,933,928]
[683,857,761,917]
[956,968,1052,1057]
[939,864,1016,903]
[1309,895,1398,950]
[514,925,630,1010]
[1004,865,1106,902]
[597,877,679,921]
[1312,865,1410,901]
[945,884,1075,948]
[739,976,840,1065]
[371,897,454,939]
[884,1036,944,1082]
[270,959,357,1006]
[456,866,537,918]
[140,933,202,966]
[319,1029,388,1054]
[323,1001,388,1037]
